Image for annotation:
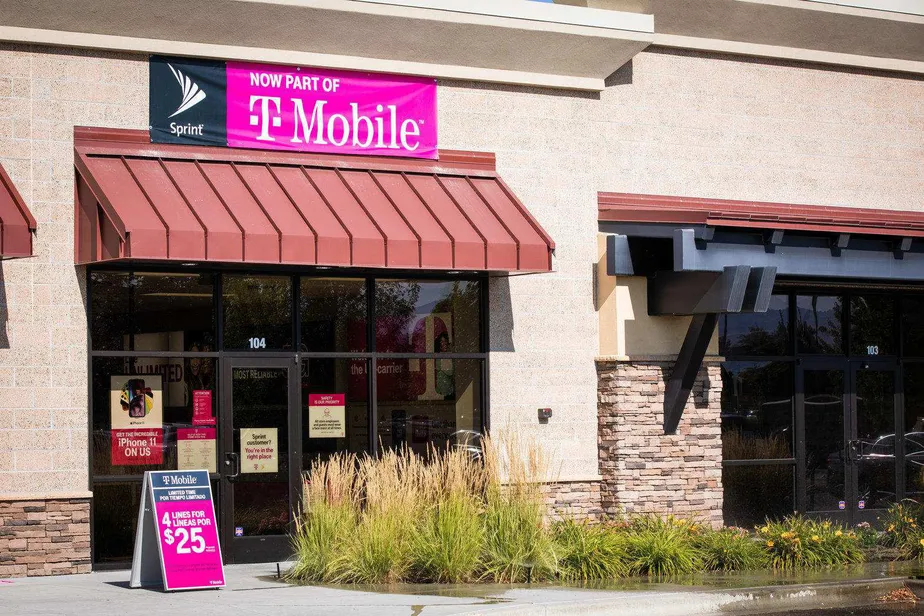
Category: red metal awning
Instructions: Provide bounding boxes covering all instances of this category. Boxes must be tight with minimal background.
[0,163,36,258]
[599,192,924,238]
[74,128,553,272]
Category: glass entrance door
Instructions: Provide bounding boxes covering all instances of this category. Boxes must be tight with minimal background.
[799,361,898,523]
[851,363,897,523]
[220,357,299,563]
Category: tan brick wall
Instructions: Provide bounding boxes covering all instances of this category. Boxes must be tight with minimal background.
[597,359,723,526]
[0,43,147,496]
[0,498,91,577]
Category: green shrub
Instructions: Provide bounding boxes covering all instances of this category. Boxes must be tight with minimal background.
[624,526,700,577]
[554,519,629,581]
[696,527,767,572]
[757,516,863,569]
[880,501,924,548]
[412,495,484,583]
[331,509,412,584]
[287,501,354,583]
[853,522,879,549]
[482,494,557,583]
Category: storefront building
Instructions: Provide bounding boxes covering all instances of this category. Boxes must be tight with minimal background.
[0,0,922,576]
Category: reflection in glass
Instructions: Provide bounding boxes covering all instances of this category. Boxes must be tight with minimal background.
[720,361,793,459]
[91,357,217,476]
[723,465,794,527]
[300,278,367,353]
[375,280,481,354]
[133,273,215,351]
[90,271,131,350]
[719,295,790,356]
[302,358,370,464]
[850,296,895,356]
[803,369,845,511]
[223,275,293,350]
[375,358,483,457]
[855,370,895,509]
[232,367,290,536]
[796,295,844,354]
[92,482,142,562]
[904,365,924,499]
[902,297,924,358]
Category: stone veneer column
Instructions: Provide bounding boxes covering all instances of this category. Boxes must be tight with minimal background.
[597,357,723,526]
[0,497,91,577]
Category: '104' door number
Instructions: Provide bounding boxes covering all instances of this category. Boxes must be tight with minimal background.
[249,337,266,349]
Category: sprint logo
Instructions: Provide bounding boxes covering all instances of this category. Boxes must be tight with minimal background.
[168,64,206,117]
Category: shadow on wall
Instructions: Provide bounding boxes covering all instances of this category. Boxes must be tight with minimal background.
[488,275,515,353]
[0,263,9,348]
[605,59,633,87]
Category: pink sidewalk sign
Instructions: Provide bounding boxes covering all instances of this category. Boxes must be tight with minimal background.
[226,62,437,159]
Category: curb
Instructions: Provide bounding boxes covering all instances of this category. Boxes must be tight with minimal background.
[451,577,909,616]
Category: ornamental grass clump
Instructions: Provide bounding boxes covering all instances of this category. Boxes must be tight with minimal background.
[553,519,629,581]
[480,434,558,583]
[623,525,701,577]
[757,515,863,569]
[695,527,767,572]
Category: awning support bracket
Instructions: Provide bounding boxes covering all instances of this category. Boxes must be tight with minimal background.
[663,313,717,435]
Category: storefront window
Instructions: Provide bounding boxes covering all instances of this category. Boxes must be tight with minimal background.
[375,280,481,353]
[91,356,217,476]
[902,296,924,358]
[904,364,924,501]
[90,271,131,350]
[133,272,215,351]
[850,295,895,356]
[302,358,370,464]
[719,295,790,356]
[223,275,293,350]
[375,358,483,456]
[91,482,142,563]
[721,361,793,459]
[796,295,845,354]
[722,465,794,528]
[300,278,367,352]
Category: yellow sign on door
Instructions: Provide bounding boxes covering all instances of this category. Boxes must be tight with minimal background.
[240,428,278,473]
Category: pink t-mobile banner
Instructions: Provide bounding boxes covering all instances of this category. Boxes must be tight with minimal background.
[226,62,438,159]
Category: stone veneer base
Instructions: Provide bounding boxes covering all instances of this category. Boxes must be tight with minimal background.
[597,358,724,527]
[0,498,91,577]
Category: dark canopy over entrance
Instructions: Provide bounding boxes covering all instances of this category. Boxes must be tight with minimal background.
[73,127,554,273]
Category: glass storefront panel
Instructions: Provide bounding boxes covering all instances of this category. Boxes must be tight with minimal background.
[375,280,481,354]
[133,272,215,352]
[223,275,293,350]
[720,361,793,460]
[302,358,370,464]
[300,278,367,353]
[902,297,924,358]
[796,295,845,354]
[904,364,924,499]
[855,369,895,509]
[803,368,845,512]
[90,271,131,350]
[719,294,790,356]
[375,358,483,456]
[850,295,895,357]
[92,482,142,563]
[91,356,217,476]
[722,465,794,527]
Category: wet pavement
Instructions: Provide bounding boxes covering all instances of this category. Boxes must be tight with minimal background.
[751,606,923,615]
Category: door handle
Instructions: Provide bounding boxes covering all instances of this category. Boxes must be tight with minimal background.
[225,452,240,481]
[847,439,862,463]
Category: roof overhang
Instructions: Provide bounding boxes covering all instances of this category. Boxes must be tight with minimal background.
[0,0,653,92]
[0,164,36,259]
[599,192,924,284]
[74,127,555,274]
[563,0,924,74]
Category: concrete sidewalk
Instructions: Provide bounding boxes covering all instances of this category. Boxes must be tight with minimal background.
[1,562,919,616]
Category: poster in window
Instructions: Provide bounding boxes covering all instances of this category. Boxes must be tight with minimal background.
[111,375,163,429]
[240,428,278,474]
[308,394,346,438]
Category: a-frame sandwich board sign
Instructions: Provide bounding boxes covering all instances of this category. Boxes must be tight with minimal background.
[130,470,225,591]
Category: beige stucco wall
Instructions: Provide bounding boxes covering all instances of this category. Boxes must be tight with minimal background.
[0,44,922,494]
